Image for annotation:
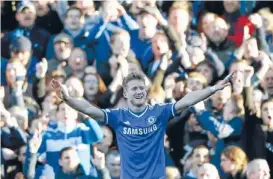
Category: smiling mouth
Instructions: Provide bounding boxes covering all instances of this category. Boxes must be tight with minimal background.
[134,95,144,99]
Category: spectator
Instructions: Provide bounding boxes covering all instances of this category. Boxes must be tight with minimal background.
[100,1,139,31]
[65,76,84,98]
[147,31,170,78]
[1,106,27,178]
[67,48,88,79]
[129,0,157,17]
[3,36,39,84]
[242,72,273,176]
[32,0,63,35]
[4,60,28,108]
[130,8,158,70]
[106,150,121,179]
[47,32,73,75]
[246,159,270,179]
[191,94,244,177]
[24,102,103,177]
[83,66,107,104]
[197,163,220,179]
[198,12,217,36]
[46,7,97,63]
[186,72,207,91]
[72,0,100,28]
[257,8,273,56]
[96,126,114,154]
[8,106,29,133]
[184,145,210,179]
[220,146,248,179]
[206,16,238,68]
[1,2,50,60]
[207,84,232,117]
[103,29,132,84]
[1,1,273,178]
[262,68,273,99]
[166,166,181,179]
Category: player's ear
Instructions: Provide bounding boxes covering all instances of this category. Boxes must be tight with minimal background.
[123,89,128,98]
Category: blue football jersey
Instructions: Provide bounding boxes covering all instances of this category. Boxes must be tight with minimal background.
[102,103,177,179]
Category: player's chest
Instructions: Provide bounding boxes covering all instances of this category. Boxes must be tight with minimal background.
[118,114,164,136]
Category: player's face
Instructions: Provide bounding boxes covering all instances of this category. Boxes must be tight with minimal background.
[124,79,147,107]
[191,148,210,169]
[261,101,273,127]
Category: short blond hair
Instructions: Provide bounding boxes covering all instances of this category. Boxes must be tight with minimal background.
[122,72,146,88]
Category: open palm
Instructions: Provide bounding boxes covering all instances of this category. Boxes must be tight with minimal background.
[51,79,69,100]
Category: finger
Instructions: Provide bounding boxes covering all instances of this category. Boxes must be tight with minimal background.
[224,73,234,82]
[93,146,98,155]
[223,82,231,87]
[41,58,47,63]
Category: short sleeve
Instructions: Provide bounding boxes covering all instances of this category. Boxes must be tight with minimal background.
[156,103,179,121]
[101,108,121,129]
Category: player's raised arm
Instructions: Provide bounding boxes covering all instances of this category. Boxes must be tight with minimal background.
[51,79,105,123]
[174,73,234,113]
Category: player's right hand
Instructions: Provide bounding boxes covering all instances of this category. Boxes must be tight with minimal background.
[51,79,69,100]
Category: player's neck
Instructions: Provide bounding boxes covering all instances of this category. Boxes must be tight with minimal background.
[128,103,147,114]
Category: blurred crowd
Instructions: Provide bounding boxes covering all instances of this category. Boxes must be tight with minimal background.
[1,0,273,179]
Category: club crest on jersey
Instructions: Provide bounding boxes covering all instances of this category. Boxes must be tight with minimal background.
[147,116,156,125]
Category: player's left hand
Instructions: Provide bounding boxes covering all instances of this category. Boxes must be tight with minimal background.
[215,72,234,91]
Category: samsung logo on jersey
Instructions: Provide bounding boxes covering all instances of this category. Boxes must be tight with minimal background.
[123,124,157,135]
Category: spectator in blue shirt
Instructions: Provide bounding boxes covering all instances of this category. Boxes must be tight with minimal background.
[184,145,210,179]
[1,2,50,60]
[191,94,244,177]
[24,102,104,177]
